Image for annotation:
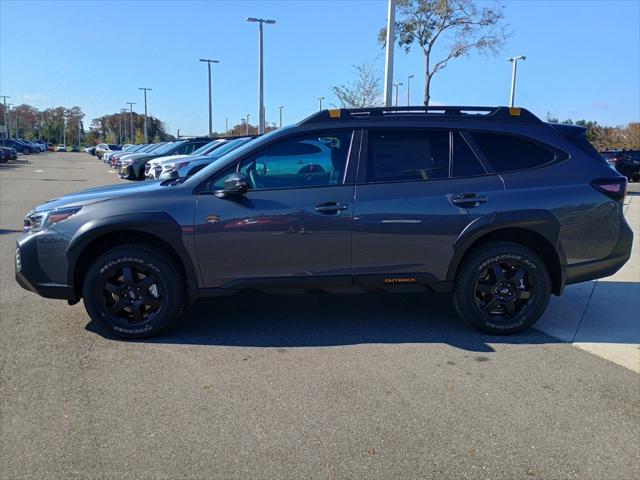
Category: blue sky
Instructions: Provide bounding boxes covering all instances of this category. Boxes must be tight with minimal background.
[1,0,638,136]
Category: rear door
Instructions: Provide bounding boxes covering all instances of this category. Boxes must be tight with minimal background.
[352,129,504,285]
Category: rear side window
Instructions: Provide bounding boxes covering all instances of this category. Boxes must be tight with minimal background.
[452,133,485,177]
[470,132,554,173]
[367,129,449,182]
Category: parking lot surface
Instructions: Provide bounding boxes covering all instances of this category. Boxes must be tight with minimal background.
[1,153,639,479]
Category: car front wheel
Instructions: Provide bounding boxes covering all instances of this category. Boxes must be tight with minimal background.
[82,244,185,339]
[453,241,551,335]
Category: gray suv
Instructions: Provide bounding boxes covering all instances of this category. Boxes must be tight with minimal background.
[15,106,633,339]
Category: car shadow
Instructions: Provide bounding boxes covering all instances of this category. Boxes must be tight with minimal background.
[86,291,575,352]
[0,228,22,235]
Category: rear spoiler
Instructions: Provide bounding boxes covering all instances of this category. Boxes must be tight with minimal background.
[548,123,602,161]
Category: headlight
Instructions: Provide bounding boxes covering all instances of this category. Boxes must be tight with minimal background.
[121,158,133,165]
[24,206,82,232]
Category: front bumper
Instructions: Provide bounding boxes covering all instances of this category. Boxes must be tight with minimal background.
[15,230,77,301]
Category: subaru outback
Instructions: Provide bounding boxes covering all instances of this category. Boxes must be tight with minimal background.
[15,106,632,339]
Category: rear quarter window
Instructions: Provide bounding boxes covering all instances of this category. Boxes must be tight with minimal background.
[470,132,555,173]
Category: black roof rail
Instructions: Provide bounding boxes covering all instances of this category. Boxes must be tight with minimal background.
[299,106,543,125]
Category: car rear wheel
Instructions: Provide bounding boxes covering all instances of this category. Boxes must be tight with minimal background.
[453,241,551,335]
[82,244,185,339]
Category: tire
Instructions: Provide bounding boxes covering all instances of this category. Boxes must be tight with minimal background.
[82,244,185,339]
[453,241,551,335]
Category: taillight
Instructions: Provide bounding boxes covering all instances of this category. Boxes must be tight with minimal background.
[591,177,627,201]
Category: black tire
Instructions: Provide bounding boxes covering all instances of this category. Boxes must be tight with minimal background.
[453,241,551,335]
[82,244,185,339]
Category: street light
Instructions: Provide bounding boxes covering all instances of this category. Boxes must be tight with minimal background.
[139,87,152,143]
[317,97,325,111]
[393,82,403,107]
[0,95,9,144]
[120,109,127,144]
[6,103,13,139]
[507,55,526,107]
[407,74,414,106]
[126,102,136,143]
[383,0,396,106]
[247,17,276,134]
[278,105,284,128]
[225,117,229,135]
[245,114,250,135]
[199,58,219,137]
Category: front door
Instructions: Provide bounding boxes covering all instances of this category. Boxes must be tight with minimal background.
[194,130,356,288]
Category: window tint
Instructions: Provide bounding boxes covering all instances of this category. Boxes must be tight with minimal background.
[452,132,485,177]
[213,131,352,190]
[470,132,554,172]
[367,130,449,182]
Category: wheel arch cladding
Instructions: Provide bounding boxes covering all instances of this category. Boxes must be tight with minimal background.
[448,212,565,295]
[66,213,199,303]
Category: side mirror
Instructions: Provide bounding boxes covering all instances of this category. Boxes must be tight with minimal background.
[215,172,250,198]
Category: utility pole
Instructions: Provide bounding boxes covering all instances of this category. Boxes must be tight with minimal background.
[199,59,219,137]
[383,0,396,107]
[278,105,284,127]
[317,97,324,111]
[507,56,526,107]
[0,95,9,144]
[407,74,414,106]
[126,102,136,142]
[138,87,152,143]
[245,114,250,135]
[393,82,403,107]
[247,17,276,134]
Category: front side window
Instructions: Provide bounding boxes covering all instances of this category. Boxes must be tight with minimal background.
[470,132,555,173]
[213,131,352,190]
[366,129,449,182]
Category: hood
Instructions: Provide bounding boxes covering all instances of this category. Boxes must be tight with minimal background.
[148,154,190,166]
[34,180,166,212]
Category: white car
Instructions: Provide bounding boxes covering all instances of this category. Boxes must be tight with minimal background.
[56,144,66,152]
[144,139,227,180]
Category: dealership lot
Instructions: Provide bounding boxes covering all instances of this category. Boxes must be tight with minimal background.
[1,153,639,479]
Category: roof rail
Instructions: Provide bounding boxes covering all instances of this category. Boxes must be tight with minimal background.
[299,106,542,125]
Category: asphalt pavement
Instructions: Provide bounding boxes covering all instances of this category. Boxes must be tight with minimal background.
[1,152,639,480]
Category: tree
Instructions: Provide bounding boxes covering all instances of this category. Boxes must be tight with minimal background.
[378,0,507,106]
[134,128,145,144]
[332,60,383,108]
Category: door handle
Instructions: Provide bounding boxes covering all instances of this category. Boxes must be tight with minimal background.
[315,202,348,214]
[452,193,488,207]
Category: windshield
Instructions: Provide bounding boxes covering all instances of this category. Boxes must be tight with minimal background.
[207,137,253,158]
[191,139,224,156]
[154,141,183,155]
[184,128,292,186]
[145,143,167,153]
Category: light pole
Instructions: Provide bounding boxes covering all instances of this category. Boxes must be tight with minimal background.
[126,102,136,142]
[317,97,325,111]
[199,58,219,136]
[245,114,250,135]
[78,120,81,148]
[278,105,284,127]
[383,0,396,106]
[225,118,229,135]
[120,109,127,143]
[407,74,414,106]
[0,95,9,144]
[393,82,403,107]
[247,17,276,134]
[139,87,151,143]
[6,104,13,139]
[507,56,526,107]
[177,128,181,139]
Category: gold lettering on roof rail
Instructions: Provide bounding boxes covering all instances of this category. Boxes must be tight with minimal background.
[509,107,521,116]
[328,109,341,118]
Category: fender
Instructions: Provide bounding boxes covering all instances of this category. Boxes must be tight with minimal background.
[446,209,567,286]
[66,212,200,303]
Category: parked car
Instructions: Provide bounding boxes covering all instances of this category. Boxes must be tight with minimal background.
[95,143,121,159]
[0,146,17,162]
[601,150,640,182]
[119,139,210,180]
[158,137,256,180]
[112,143,165,169]
[71,145,80,152]
[14,106,632,339]
[103,144,139,164]
[145,139,229,180]
[56,144,66,152]
[4,139,33,154]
